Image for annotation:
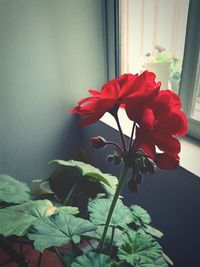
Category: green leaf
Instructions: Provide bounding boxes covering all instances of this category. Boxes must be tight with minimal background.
[56,206,79,215]
[0,200,56,236]
[110,261,123,267]
[130,205,163,238]
[88,198,133,228]
[33,180,55,195]
[0,173,31,204]
[162,252,173,266]
[49,160,118,189]
[117,230,168,266]
[63,250,78,267]
[72,235,81,244]
[71,252,110,267]
[138,257,169,266]
[130,205,151,226]
[83,225,123,245]
[144,225,163,238]
[28,210,96,252]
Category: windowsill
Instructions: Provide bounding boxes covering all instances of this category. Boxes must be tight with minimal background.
[100,108,200,177]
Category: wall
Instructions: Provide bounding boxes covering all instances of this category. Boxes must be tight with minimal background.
[81,121,200,267]
[0,0,107,186]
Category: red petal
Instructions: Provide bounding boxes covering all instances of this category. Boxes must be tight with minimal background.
[155,153,179,170]
[134,127,155,159]
[155,111,188,136]
[88,89,101,96]
[78,96,96,106]
[140,143,156,159]
[153,90,181,115]
[102,79,119,98]
[153,131,181,153]
[118,73,138,98]
[79,112,104,126]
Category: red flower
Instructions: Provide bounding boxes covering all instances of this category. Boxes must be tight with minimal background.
[71,71,160,126]
[127,90,188,169]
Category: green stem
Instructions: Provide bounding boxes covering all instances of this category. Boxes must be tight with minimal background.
[106,141,122,151]
[63,176,80,205]
[98,162,129,252]
[115,116,127,152]
[109,226,115,257]
[128,122,136,152]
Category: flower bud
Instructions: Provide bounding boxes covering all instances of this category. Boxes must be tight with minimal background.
[114,156,122,165]
[145,158,157,174]
[134,173,143,184]
[90,136,107,149]
[107,154,114,162]
[128,178,138,193]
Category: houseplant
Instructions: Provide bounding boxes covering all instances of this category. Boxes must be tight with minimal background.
[0,70,187,266]
[143,45,181,92]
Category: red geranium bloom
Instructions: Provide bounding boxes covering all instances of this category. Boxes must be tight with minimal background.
[127,90,188,169]
[71,71,160,126]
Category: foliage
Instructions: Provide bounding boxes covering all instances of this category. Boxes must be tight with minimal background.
[28,211,96,252]
[0,169,171,267]
[83,225,123,245]
[0,173,31,204]
[71,252,110,267]
[88,198,133,228]
[117,230,168,266]
[0,200,56,236]
[130,205,163,238]
[49,159,118,190]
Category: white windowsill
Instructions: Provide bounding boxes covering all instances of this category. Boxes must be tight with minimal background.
[100,108,200,177]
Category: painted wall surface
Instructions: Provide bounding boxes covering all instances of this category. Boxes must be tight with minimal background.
[0,0,106,186]
[81,121,200,267]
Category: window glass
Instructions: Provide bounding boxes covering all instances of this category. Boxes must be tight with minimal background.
[120,0,189,93]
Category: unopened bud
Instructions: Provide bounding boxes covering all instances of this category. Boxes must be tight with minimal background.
[90,136,107,149]
[134,173,143,184]
[128,178,138,193]
[114,156,122,165]
[145,158,157,174]
[107,155,114,162]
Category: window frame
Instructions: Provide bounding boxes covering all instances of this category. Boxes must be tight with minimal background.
[179,0,200,141]
[102,0,120,80]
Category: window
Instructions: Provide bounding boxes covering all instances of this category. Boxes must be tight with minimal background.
[119,0,200,140]
[179,0,200,140]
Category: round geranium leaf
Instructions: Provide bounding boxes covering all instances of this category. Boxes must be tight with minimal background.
[0,200,56,236]
[0,173,31,204]
[130,205,151,225]
[28,211,96,252]
[117,230,168,266]
[71,252,110,267]
[88,198,133,228]
[49,160,118,194]
[144,224,163,238]
[83,225,123,245]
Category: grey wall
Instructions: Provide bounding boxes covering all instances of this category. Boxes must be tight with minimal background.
[0,0,107,186]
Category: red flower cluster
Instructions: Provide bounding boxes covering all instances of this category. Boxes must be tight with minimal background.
[71,71,187,170]
[71,71,160,126]
[129,90,187,169]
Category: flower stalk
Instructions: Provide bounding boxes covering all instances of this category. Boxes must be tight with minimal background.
[114,115,127,152]
[98,162,129,252]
